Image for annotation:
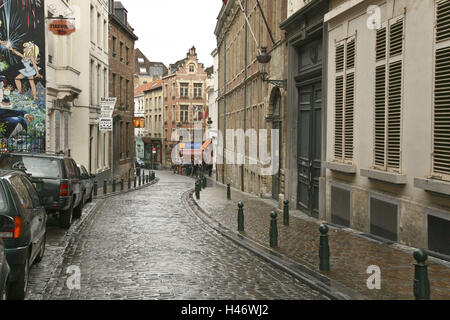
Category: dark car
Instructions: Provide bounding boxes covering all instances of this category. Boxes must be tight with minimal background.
[0,153,83,229]
[0,170,47,300]
[78,164,95,206]
[135,158,145,168]
[0,216,13,300]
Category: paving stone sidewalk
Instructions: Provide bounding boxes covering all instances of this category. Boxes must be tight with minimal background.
[195,179,450,300]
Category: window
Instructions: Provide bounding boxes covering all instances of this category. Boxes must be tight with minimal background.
[194,83,202,98]
[9,176,32,209]
[140,67,147,74]
[180,105,189,122]
[112,36,117,57]
[120,42,124,62]
[180,83,189,98]
[172,105,176,122]
[172,83,176,98]
[373,17,404,172]
[433,0,450,178]
[138,57,144,63]
[55,111,61,152]
[334,37,356,162]
[189,63,195,72]
[126,47,130,64]
[164,84,168,98]
[194,106,203,121]
[126,80,130,109]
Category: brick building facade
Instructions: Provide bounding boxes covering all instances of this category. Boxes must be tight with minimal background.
[162,47,208,168]
[215,0,288,203]
[108,1,138,181]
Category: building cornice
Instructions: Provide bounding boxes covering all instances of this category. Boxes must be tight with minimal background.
[110,14,139,41]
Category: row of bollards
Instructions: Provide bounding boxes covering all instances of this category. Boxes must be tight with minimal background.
[194,173,208,200]
[94,171,156,196]
[231,194,431,300]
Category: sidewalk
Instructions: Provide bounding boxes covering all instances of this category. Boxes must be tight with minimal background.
[194,179,450,300]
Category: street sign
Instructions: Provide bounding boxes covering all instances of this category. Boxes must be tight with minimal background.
[99,118,113,132]
[100,98,117,118]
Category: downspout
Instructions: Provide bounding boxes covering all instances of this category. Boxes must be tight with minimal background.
[223,35,227,184]
[242,0,248,192]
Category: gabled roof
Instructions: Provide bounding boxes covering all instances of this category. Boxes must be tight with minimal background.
[134,79,163,96]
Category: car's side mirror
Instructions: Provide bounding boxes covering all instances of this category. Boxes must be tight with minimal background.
[0,215,15,233]
[81,173,89,179]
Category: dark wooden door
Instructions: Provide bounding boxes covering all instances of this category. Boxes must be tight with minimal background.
[298,83,322,218]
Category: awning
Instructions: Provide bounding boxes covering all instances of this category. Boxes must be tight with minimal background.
[201,140,212,151]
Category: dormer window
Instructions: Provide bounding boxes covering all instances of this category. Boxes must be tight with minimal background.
[189,64,195,73]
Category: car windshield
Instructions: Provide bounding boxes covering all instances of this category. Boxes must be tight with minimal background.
[0,155,62,179]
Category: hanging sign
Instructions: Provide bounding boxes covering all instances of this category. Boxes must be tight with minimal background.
[100,98,117,118]
[99,118,113,132]
[49,19,76,36]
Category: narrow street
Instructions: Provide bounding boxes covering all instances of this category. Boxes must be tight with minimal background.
[26,171,327,300]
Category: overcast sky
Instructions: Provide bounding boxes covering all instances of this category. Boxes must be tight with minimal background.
[120,0,223,68]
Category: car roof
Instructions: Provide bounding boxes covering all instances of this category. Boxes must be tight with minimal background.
[5,152,68,160]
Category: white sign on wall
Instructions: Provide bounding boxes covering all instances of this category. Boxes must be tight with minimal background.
[100,97,117,118]
[99,118,113,132]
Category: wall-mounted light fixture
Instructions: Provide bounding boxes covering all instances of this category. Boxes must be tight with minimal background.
[256,47,287,90]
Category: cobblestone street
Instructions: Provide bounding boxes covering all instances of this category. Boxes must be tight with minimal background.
[26,171,327,300]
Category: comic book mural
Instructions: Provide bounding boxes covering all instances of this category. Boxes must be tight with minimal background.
[0,0,46,153]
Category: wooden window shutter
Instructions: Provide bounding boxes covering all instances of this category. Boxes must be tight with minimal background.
[345,72,355,160]
[433,0,450,176]
[375,65,386,167]
[376,27,387,61]
[336,44,345,73]
[335,76,344,159]
[389,19,404,57]
[387,61,403,169]
[346,39,356,69]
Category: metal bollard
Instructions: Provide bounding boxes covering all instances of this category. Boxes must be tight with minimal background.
[227,184,231,200]
[283,200,290,226]
[238,202,244,232]
[195,181,200,200]
[94,181,98,197]
[128,177,131,190]
[139,175,142,187]
[103,180,107,195]
[319,224,330,271]
[413,249,430,300]
[112,179,116,193]
[203,175,207,189]
[121,179,124,192]
[270,212,278,247]
[134,176,137,189]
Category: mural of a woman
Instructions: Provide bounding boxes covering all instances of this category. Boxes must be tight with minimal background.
[0,41,42,100]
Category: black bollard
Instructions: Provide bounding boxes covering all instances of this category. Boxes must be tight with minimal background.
[319,224,330,271]
[94,181,98,197]
[112,179,116,193]
[121,179,124,192]
[128,177,131,190]
[227,184,231,200]
[238,202,244,232]
[413,249,430,300]
[270,212,278,247]
[203,175,207,189]
[195,181,200,200]
[103,180,107,195]
[139,175,142,187]
[134,176,137,189]
[283,200,290,226]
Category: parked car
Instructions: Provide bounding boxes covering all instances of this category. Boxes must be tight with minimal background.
[135,158,145,168]
[78,164,95,206]
[0,152,83,229]
[0,215,13,300]
[0,170,47,300]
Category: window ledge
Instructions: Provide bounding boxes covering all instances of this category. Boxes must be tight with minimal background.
[414,177,450,196]
[325,161,357,174]
[361,168,407,185]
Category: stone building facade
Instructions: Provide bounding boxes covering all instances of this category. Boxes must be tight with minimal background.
[324,0,450,257]
[143,80,164,167]
[162,47,208,168]
[215,0,288,202]
[66,0,111,182]
[134,48,168,88]
[108,1,138,181]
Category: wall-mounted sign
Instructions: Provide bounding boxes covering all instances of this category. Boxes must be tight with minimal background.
[100,97,117,118]
[99,118,113,132]
[49,19,76,36]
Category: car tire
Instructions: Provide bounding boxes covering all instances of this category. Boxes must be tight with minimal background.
[58,204,73,229]
[73,200,83,220]
[34,232,46,264]
[7,253,29,300]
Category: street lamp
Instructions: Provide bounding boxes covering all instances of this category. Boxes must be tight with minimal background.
[257,47,287,90]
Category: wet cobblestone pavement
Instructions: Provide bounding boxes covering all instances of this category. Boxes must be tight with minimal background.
[196,179,450,300]
[26,171,327,300]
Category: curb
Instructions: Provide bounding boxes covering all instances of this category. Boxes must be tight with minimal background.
[183,189,369,301]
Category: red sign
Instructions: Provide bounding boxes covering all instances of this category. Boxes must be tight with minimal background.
[49,20,76,36]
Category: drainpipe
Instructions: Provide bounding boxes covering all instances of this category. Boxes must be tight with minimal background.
[242,0,248,192]
[223,35,227,185]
